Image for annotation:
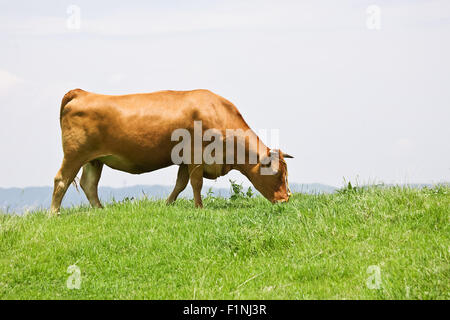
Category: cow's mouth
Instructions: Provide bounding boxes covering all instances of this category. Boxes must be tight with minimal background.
[273,194,290,203]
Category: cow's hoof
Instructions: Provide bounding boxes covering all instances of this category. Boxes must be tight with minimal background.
[48,210,61,217]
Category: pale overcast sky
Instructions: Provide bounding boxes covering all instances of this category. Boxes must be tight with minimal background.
[0,0,449,188]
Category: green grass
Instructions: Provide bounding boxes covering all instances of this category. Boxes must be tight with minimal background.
[0,186,449,299]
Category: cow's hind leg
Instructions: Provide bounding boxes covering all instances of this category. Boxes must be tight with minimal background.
[166,164,189,205]
[80,159,104,209]
[50,157,85,215]
[189,164,204,208]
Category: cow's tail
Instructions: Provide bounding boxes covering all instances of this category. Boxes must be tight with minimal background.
[72,176,80,193]
[60,89,83,192]
[60,88,82,124]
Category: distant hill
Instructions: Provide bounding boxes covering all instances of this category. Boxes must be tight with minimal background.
[1,182,446,214]
[0,183,337,214]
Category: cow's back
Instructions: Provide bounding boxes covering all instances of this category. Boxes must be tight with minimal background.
[59,89,249,173]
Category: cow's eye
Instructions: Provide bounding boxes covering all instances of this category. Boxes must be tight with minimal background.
[260,162,271,168]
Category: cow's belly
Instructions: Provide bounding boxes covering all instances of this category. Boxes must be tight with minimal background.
[203,163,232,179]
[98,154,170,174]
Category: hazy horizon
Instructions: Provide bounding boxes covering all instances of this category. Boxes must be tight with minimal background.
[1,0,449,189]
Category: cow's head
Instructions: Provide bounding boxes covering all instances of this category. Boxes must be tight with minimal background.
[251,149,294,203]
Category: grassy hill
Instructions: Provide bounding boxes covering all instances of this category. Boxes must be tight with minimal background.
[0,185,448,299]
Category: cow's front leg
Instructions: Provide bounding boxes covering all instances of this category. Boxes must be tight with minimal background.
[188,164,203,208]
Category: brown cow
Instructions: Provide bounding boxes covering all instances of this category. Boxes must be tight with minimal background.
[51,89,293,214]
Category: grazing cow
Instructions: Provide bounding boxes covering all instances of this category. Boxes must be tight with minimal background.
[51,89,293,214]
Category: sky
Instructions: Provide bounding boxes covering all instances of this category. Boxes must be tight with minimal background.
[0,0,449,189]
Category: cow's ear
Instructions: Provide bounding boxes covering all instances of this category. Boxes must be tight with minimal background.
[282,152,294,159]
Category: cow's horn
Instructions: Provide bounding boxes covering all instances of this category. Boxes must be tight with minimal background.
[282,152,294,159]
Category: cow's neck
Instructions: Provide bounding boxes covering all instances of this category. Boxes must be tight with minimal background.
[233,143,270,190]
[235,163,259,180]
[220,126,271,190]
